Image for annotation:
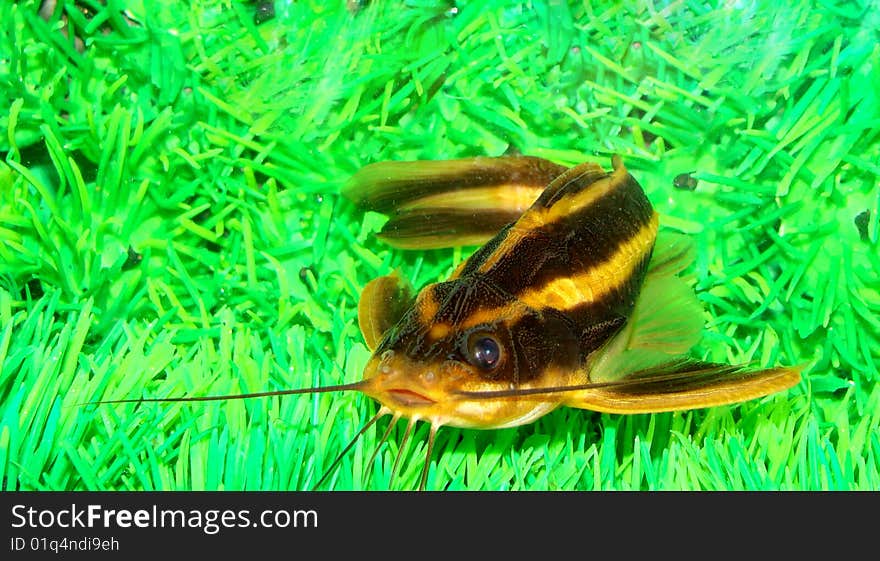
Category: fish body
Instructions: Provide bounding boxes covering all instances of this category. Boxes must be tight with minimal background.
[345,156,801,434]
[96,154,803,490]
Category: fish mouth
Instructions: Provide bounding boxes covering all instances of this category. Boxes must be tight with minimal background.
[387,388,436,407]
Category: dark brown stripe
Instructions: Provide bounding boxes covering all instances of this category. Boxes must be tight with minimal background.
[378,209,519,249]
[428,277,517,327]
[532,167,608,209]
[480,171,654,298]
[452,223,514,279]
[343,156,567,214]
[516,214,657,314]
[559,249,653,324]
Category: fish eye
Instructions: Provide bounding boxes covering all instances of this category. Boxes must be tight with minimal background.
[466,332,503,371]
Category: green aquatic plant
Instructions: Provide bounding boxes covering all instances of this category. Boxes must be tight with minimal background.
[0,0,878,490]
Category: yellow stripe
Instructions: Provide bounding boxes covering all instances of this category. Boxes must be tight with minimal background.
[518,166,624,230]
[399,184,543,213]
[418,284,454,341]
[429,322,451,340]
[456,302,525,331]
[417,284,440,325]
[517,212,659,311]
[476,164,626,274]
[472,226,527,276]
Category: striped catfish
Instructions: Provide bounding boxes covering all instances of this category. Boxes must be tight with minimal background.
[96,155,802,490]
[339,155,801,489]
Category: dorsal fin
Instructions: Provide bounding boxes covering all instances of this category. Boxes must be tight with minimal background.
[529,161,606,209]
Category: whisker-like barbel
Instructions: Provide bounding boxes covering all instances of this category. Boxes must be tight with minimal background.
[364,411,401,485]
[314,407,388,490]
[419,424,440,491]
[83,380,371,406]
[389,418,415,490]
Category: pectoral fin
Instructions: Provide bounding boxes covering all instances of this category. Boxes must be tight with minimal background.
[565,360,802,414]
[647,229,696,278]
[587,270,706,384]
[358,271,415,350]
[574,235,802,413]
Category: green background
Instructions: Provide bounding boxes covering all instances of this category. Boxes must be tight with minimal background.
[1,0,878,490]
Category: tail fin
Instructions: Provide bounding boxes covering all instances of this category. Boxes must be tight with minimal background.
[342,156,567,249]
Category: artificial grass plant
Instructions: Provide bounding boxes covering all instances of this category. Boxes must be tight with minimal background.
[0,0,878,490]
